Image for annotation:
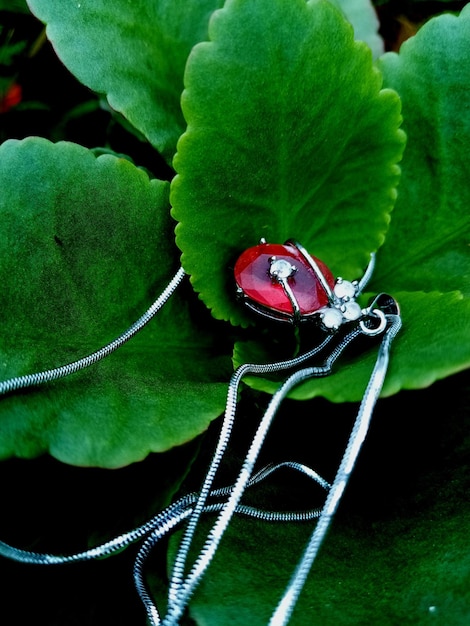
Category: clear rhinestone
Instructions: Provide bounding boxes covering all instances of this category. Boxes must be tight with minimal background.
[270,258,296,280]
[342,301,362,321]
[334,279,356,300]
[319,307,344,329]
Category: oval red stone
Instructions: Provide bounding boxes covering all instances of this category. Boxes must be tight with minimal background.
[234,242,335,318]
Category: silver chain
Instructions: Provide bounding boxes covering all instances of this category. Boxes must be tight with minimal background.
[0,257,401,626]
[166,331,337,609]
[133,461,329,625]
[0,267,186,396]
[269,313,402,626]
[163,312,397,626]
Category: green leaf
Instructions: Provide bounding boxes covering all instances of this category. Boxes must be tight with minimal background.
[188,505,470,625]
[233,6,470,402]
[0,138,229,467]
[0,0,29,12]
[360,6,470,394]
[171,0,405,326]
[333,0,384,57]
[177,374,470,624]
[234,291,470,401]
[27,0,225,161]
[375,6,470,299]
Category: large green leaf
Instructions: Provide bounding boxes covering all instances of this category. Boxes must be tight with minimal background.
[234,6,470,402]
[171,0,405,326]
[234,290,470,400]
[176,373,470,625]
[188,501,470,625]
[0,138,229,467]
[333,0,384,57]
[25,0,384,163]
[0,0,29,12]
[375,6,470,298]
[27,0,226,161]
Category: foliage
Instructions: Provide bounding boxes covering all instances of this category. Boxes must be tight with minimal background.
[0,0,469,624]
[0,0,467,465]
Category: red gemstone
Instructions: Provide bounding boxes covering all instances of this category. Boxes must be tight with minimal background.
[234,242,335,318]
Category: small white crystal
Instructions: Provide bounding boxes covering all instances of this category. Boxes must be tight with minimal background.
[320,307,343,329]
[270,259,296,279]
[342,301,362,321]
[334,279,356,300]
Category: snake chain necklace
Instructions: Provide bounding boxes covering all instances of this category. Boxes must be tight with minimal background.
[0,237,401,625]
